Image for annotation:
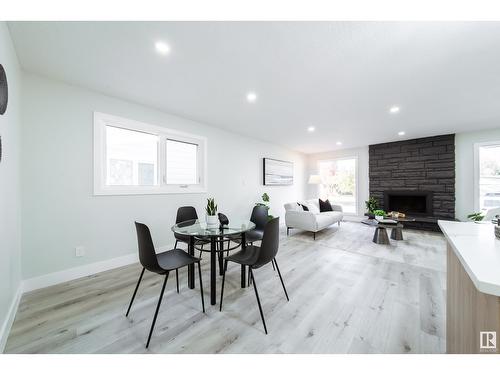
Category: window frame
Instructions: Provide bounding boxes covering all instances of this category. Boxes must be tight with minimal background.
[94,112,207,195]
[317,155,359,216]
[474,140,500,212]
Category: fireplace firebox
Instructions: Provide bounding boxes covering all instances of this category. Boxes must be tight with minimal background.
[384,191,433,216]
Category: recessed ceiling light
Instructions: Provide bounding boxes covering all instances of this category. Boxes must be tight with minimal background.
[336,141,342,146]
[389,106,400,114]
[307,126,315,132]
[246,92,257,103]
[398,131,406,136]
[155,41,171,55]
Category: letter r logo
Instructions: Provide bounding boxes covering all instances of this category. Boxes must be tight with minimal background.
[480,331,496,349]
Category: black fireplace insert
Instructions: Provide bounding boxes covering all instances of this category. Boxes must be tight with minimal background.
[384,190,433,216]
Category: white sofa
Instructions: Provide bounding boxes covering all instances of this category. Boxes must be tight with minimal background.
[284,199,343,239]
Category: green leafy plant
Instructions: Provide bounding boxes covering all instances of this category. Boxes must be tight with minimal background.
[373,209,386,217]
[205,198,217,216]
[467,212,484,221]
[365,197,379,213]
[256,193,270,208]
[255,193,274,220]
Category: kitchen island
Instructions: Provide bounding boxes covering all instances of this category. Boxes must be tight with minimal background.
[439,220,500,354]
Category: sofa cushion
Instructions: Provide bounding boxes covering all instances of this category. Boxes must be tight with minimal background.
[319,198,333,212]
[319,211,343,222]
[304,199,320,214]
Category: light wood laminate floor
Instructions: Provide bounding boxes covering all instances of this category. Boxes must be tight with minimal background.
[5,222,446,353]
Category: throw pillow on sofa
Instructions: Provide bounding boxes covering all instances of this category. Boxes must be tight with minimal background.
[319,198,333,212]
[297,202,309,211]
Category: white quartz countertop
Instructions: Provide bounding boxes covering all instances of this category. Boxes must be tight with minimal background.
[438,220,500,296]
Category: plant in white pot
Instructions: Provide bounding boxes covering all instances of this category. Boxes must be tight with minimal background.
[373,209,386,222]
[205,198,218,226]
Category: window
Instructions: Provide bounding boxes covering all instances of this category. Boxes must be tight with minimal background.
[318,157,358,214]
[166,139,198,185]
[94,112,206,195]
[475,142,500,211]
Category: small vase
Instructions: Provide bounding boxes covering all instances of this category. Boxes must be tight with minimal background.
[206,214,218,226]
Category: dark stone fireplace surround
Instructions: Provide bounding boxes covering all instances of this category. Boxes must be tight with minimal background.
[369,134,455,231]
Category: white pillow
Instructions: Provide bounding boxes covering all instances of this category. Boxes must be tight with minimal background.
[307,203,320,214]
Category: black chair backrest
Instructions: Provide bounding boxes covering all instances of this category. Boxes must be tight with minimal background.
[176,206,198,224]
[218,212,229,226]
[250,205,268,231]
[175,206,199,241]
[135,222,163,274]
[255,217,280,266]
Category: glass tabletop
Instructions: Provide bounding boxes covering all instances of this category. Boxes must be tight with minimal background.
[171,219,256,237]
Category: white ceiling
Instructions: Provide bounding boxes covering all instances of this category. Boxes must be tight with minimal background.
[8,21,500,153]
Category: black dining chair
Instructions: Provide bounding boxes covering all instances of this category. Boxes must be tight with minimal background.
[219,217,289,334]
[246,205,269,245]
[174,206,210,259]
[127,222,205,348]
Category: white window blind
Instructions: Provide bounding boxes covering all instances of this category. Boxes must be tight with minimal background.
[166,139,198,185]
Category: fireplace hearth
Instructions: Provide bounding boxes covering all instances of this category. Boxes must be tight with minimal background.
[384,191,433,216]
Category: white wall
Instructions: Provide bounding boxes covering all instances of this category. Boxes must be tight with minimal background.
[0,23,22,350]
[456,128,500,221]
[306,146,369,219]
[21,73,306,280]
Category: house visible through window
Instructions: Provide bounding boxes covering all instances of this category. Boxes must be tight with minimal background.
[105,126,158,186]
[318,157,357,214]
[94,112,207,195]
[477,143,500,211]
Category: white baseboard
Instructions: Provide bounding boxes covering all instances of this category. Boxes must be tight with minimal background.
[22,243,176,294]
[22,252,139,293]
[0,284,22,353]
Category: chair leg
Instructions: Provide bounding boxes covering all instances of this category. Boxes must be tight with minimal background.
[174,240,178,249]
[126,267,145,317]
[219,259,228,311]
[247,266,253,287]
[313,232,316,240]
[176,269,179,293]
[197,261,205,313]
[249,269,267,334]
[273,259,289,301]
[146,272,169,348]
[272,260,276,271]
[287,227,289,236]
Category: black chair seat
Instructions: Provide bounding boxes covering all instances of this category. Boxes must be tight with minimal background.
[245,229,264,243]
[226,245,260,266]
[157,249,199,271]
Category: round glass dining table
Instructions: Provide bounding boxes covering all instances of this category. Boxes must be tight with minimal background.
[171,219,256,305]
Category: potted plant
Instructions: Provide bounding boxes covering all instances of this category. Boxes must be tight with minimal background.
[256,193,274,220]
[373,209,386,221]
[206,198,218,226]
[365,197,379,219]
[467,212,484,222]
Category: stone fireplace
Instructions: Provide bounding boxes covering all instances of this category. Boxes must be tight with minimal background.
[369,134,455,231]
